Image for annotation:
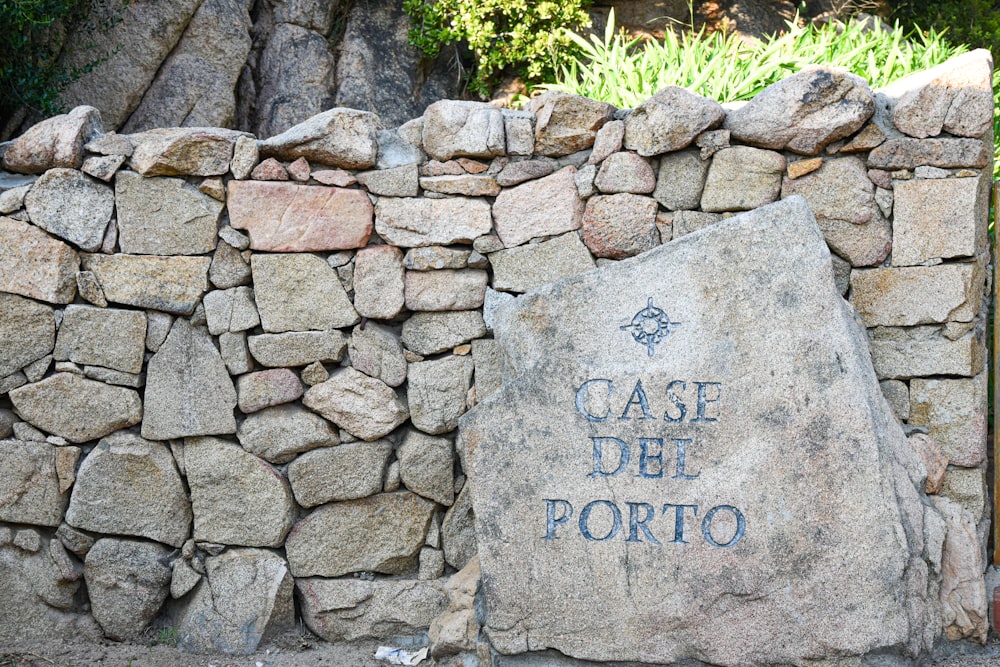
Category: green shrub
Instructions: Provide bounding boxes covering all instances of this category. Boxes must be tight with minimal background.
[0,0,124,131]
[403,0,592,96]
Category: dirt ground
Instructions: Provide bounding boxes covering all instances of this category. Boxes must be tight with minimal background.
[3,631,1000,667]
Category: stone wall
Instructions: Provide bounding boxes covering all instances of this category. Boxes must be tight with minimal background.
[0,48,993,658]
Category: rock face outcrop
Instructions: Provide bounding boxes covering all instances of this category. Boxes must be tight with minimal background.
[461,198,941,664]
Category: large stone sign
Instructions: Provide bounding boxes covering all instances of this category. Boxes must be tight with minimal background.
[460,197,941,665]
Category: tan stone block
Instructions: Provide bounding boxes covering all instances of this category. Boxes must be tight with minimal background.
[869,325,985,379]
[910,373,988,467]
[0,217,79,304]
[850,260,985,326]
[891,175,988,266]
[939,466,987,520]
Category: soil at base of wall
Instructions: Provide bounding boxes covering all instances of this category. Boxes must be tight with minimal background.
[2,633,1000,667]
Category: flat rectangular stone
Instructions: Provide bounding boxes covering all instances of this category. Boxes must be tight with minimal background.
[54,305,147,374]
[228,181,373,252]
[870,325,985,379]
[891,176,989,266]
[81,254,210,315]
[850,260,985,326]
[910,372,988,467]
[867,138,989,170]
[493,167,584,247]
[0,216,79,304]
[248,331,348,367]
[490,232,596,293]
[404,269,488,312]
[115,171,222,255]
[374,197,492,247]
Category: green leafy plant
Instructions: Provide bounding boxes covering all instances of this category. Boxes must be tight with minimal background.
[0,0,125,132]
[547,11,967,107]
[404,0,592,96]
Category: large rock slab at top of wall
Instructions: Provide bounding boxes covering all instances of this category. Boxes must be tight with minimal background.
[3,106,102,174]
[460,197,940,664]
[878,49,994,139]
[623,86,725,156]
[128,127,249,176]
[258,108,379,169]
[725,67,874,155]
[228,181,373,252]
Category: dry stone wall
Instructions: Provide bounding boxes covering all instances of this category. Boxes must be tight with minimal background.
[0,48,993,661]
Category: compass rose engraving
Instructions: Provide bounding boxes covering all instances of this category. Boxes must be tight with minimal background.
[620,297,681,357]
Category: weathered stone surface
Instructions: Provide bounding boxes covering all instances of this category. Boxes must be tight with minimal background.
[867,138,990,170]
[115,171,222,255]
[24,168,113,251]
[404,246,471,271]
[56,0,202,130]
[288,440,393,507]
[356,164,419,197]
[624,87,724,156]
[66,432,191,547]
[669,210,723,239]
[85,538,171,640]
[237,404,339,464]
[0,216,79,304]
[259,108,379,169]
[528,92,615,157]
[348,322,408,387]
[701,146,784,212]
[819,212,893,268]
[472,338,503,401]
[85,132,134,157]
[780,156,878,225]
[593,152,655,194]
[441,483,475,570]
[871,325,985,380]
[0,439,72,527]
[908,433,948,494]
[209,240,252,289]
[228,181,373,252]
[490,232,595,294]
[653,150,709,210]
[0,528,97,642]
[422,101,505,161]
[402,311,487,356]
[81,254,210,314]
[460,197,937,663]
[588,120,624,165]
[0,294,54,378]
[298,578,448,642]
[582,194,659,260]
[354,246,405,319]
[405,270,488,312]
[399,430,454,506]
[726,68,874,154]
[933,496,988,642]
[420,174,501,197]
[10,373,141,443]
[251,158,288,181]
[493,167,584,248]
[852,260,985,327]
[203,287,259,335]
[880,379,909,421]
[374,197,492,247]
[891,176,988,266]
[128,127,247,176]
[142,319,237,439]
[786,156,823,179]
[304,367,408,441]
[408,355,473,436]
[176,548,294,654]
[910,373,987,468]
[4,106,101,173]
[429,557,480,656]
[54,305,146,374]
[185,437,296,547]
[939,467,987,521]
[286,491,435,577]
[880,49,994,139]
[248,330,347,368]
[230,136,257,180]
[121,0,252,133]
[252,253,359,332]
[237,368,303,413]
